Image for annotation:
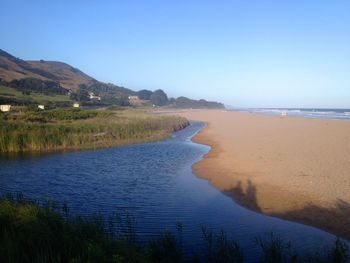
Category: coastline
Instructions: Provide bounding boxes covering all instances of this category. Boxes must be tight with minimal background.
[167,109,350,240]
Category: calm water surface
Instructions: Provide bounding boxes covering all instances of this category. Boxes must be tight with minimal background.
[0,122,337,262]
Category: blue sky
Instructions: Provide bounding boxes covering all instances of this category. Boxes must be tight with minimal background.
[1,0,349,108]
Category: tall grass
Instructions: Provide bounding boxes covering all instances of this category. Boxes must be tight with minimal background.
[0,108,189,153]
[0,196,348,263]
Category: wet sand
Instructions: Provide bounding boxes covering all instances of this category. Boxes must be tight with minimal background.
[164,109,350,239]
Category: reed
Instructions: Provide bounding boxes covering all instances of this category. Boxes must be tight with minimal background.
[0,108,189,153]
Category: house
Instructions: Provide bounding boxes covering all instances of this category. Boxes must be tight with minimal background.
[0,105,11,112]
[128,96,139,100]
[38,105,45,110]
[88,92,101,101]
[73,103,80,108]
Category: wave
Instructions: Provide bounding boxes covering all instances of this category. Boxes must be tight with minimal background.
[233,108,350,121]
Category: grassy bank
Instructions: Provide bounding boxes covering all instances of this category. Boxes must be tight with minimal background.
[0,108,189,153]
[0,196,348,263]
[0,86,71,106]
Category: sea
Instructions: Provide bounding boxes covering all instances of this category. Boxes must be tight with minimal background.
[230,108,350,120]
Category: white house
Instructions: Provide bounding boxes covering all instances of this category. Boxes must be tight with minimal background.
[128,96,139,100]
[88,92,101,101]
[0,105,11,112]
[73,103,80,108]
[38,105,45,110]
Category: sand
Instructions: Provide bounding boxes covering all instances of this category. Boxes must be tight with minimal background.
[163,109,350,239]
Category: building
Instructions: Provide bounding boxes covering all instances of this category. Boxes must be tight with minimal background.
[73,103,80,108]
[38,105,45,110]
[67,89,73,96]
[128,96,139,100]
[88,92,101,101]
[0,105,11,112]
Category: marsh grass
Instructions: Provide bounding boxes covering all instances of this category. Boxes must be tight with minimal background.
[0,108,189,153]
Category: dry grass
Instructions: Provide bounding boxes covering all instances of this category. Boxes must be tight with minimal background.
[0,108,189,153]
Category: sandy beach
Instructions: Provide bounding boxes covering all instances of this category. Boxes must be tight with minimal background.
[166,109,350,239]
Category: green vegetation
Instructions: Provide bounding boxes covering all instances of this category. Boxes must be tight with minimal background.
[8,78,67,95]
[20,108,107,122]
[0,86,71,106]
[83,81,135,105]
[0,108,189,153]
[0,84,129,107]
[0,196,349,263]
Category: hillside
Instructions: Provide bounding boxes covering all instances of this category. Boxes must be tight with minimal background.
[27,60,94,90]
[173,96,225,109]
[0,49,92,90]
[0,48,224,109]
[0,49,49,81]
[0,49,134,96]
[134,90,224,109]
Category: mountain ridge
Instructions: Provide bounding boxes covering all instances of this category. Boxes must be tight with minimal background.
[0,48,224,108]
[0,49,96,91]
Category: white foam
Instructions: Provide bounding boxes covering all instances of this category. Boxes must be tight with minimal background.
[234,108,350,121]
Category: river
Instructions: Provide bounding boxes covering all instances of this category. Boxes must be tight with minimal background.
[0,122,337,262]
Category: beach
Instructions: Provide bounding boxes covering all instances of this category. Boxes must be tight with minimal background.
[168,109,350,239]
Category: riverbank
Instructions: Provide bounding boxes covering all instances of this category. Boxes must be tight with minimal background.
[0,108,189,153]
[167,109,350,240]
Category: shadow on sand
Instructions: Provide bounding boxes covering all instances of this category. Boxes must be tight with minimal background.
[222,180,350,240]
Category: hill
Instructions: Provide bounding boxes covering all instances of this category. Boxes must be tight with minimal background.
[0,49,93,90]
[0,49,137,106]
[0,49,134,97]
[0,48,224,108]
[173,96,224,109]
[134,90,225,109]
[27,60,94,90]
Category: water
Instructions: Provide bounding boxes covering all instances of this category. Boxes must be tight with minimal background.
[231,108,350,120]
[0,122,338,262]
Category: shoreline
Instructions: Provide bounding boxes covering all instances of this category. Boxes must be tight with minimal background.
[169,109,350,240]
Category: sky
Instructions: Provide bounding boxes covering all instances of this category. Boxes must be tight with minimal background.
[0,0,349,108]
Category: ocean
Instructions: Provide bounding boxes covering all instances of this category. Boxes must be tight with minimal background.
[231,108,350,120]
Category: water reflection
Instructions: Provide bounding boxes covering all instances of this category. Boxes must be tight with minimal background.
[0,122,337,261]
